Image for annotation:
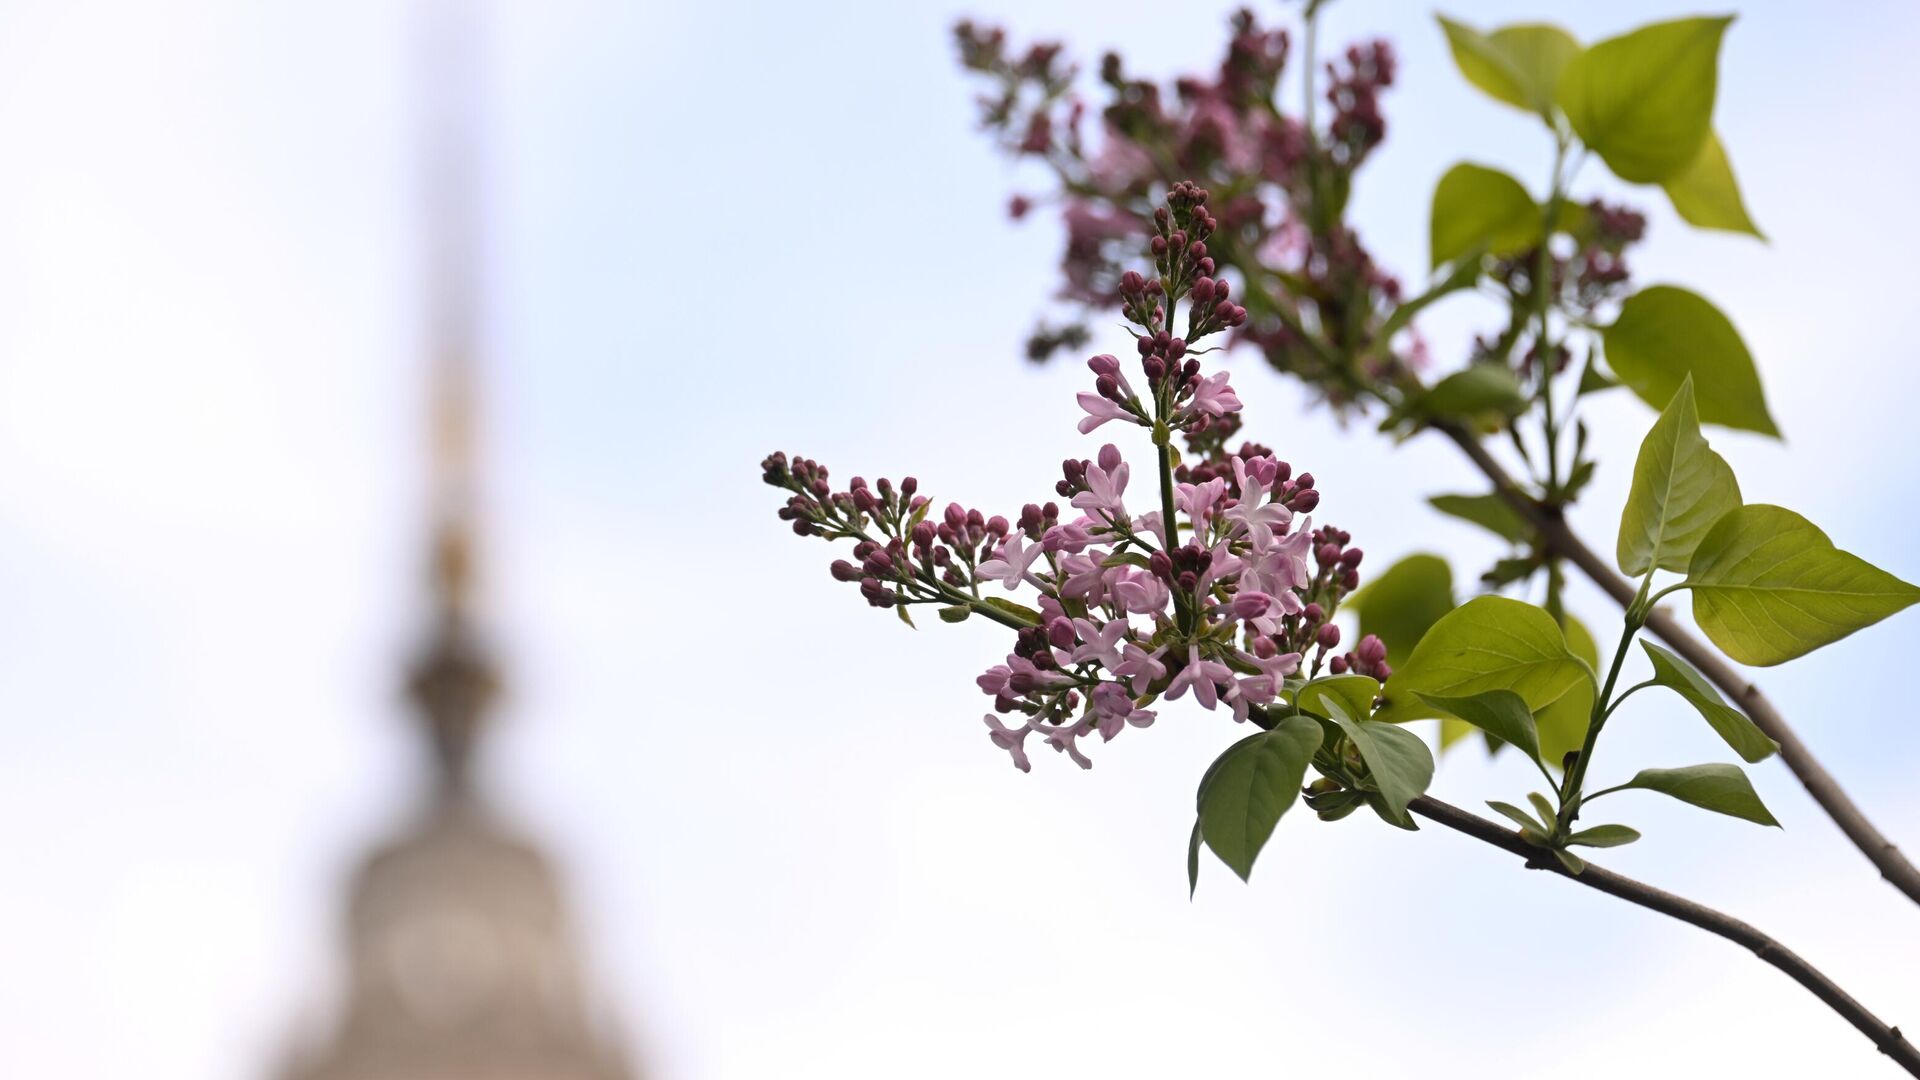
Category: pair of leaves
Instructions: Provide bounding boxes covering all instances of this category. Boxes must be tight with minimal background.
[1318,698,1436,830]
[1419,612,1594,770]
[1438,14,1761,237]
[1616,374,1741,576]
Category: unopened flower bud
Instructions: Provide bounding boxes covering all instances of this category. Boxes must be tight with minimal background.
[1317,623,1341,649]
[1048,617,1076,649]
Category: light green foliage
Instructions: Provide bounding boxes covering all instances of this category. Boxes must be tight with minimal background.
[1322,699,1436,829]
[1605,286,1778,436]
[1616,376,1741,576]
[1663,131,1763,237]
[1385,597,1595,737]
[1617,763,1778,826]
[1415,689,1543,768]
[1640,641,1776,763]
[1557,17,1731,183]
[1428,493,1529,545]
[1685,506,1920,666]
[1437,16,1580,118]
[1349,554,1455,670]
[1430,163,1540,269]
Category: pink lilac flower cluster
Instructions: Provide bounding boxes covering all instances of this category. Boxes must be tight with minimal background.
[763,183,1386,774]
[953,9,1422,409]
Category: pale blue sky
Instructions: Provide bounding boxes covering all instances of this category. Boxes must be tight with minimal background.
[2,1,1918,1077]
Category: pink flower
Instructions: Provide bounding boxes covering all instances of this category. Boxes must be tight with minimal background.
[1034,718,1095,769]
[1187,370,1243,420]
[1076,393,1139,434]
[1111,568,1171,616]
[1177,478,1227,537]
[1115,642,1168,694]
[1225,456,1292,551]
[1244,644,1304,683]
[1070,446,1130,521]
[983,714,1033,773]
[1041,518,1096,554]
[1226,674,1277,724]
[976,665,1012,696]
[976,533,1043,590]
[1057,551,1108,602]
[1090,681,1156,740]
[1164,645,1233,710]
[1068,617,1130,668]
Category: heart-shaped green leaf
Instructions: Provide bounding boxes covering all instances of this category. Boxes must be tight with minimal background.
[1430,162,1541,269]
[1196,716,1323,880]
[1685,505,1920,665]
[1436,16,1580,119]
[1415,689,1544,768]
[1557,17,1730,183]
[1384,596,1595,730]
[1616,375,1741,576]
[1604,285,1778,437]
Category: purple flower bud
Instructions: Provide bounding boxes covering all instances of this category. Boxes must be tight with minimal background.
[912,521,936,547]
[1329,655,1349,674]
[1291,489,1320,512]
[1374,662,1392,681]
[1357,634,1387,666]
[1316,543,1342,566]
[1303,603,1324,622]
[1088,353,1121,376]
[1149,550,1174,581]
[1342,569,1360,590]
[1048,617,1077,649]
[986,515,1009,538]
[831,559,859,582]
[1340,548,1364,568]
[1317,623,1341,648]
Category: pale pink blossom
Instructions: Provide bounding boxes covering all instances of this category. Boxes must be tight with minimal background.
[1115,642,1168,694]
[1076,393,1138,434]
[976,533,1043,590]
[983,714,1033,773]
[1164,645,1233,710]
[1034,718,1095,769]
[1068,617,1130,668]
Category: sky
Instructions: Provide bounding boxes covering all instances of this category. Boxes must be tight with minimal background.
[2,0,1919,1077]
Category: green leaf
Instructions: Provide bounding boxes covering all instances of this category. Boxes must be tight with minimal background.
[1187,818,1203,899]
[1486,800,1549,838]
[1616,375,1742,576]
[1415,689,1544,767]
[1430,163,1542,269]
[1422,364,1529,421]
[936,605,972,624]
[1348,554,1455,670]
[1663,131,1763,238]
[1567,823,1641,848]
[895,604,917,628]
[1533,613,1599,768]
[1429,493,1529,545]
[1552,848,1588,874]
[1296,675,1381,723]
[1196,716,1324,880]
[981,596,1042,624]
[1685,505,1920,665]
[1618,763,1779,826]
[1526,792,1560,833]
[1604,285,1778,436]
[1322,700,1435,828]
[1557,17,1731,183]
[1640,641,1777,762]
[1384,597,1594,735]
[1577,355,1620,396]
[1437,16,1580,118]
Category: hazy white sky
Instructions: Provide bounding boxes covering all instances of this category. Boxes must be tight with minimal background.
[3,1,1919,1077]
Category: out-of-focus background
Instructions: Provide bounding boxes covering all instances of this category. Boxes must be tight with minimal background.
[2,1,1918,1077]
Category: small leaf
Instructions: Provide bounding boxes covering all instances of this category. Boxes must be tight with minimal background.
[1526,791,1560,834]
[1619,763,1778,826]
[1604,285,1778,436]
[1296,675,1381,723]
[1557,17,1731,183]
[1663,131,1764,238]
[1348,554,1456,670]
[1616,374,1742,576]
[981,596,1042,624]
[1197,716,1324,880]
[1322,700,1435,828]
[1639,641,1777,763]
[1436,16,1581,118]
[1552,848,1588,874]
[1486,800,1549,838]
[1686,505,1920,665]
[1430,162,1542,269]
[937,605,972,624]
[896,604,917,628]
[1187,818,1203,899]
[1428,493,1529,545]
[1568,823,1641,848]
[1577,356,1620,396]
[1422,364,1529,421]
[1386,596,1594,729]
[1416,689,1544,767]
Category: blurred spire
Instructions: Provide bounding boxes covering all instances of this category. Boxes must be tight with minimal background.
[405,0,498,794]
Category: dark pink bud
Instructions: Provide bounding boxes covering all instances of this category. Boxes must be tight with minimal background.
[1048,617,1076,649]
[1328,655,1349,675]
[1317,624,1341,649]
[831,560,859,582]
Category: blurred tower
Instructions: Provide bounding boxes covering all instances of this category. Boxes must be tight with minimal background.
[273,4,636,1078]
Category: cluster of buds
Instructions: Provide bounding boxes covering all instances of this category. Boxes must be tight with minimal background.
[764,184,1387,774]
[956,9,1418,414]
[1323,41,1397,168]
[1491,197,1650,345]
[1330,632,1391,681]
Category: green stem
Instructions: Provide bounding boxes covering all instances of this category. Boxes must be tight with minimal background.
[1535,131,1570,500]
[1557,572,1654,831]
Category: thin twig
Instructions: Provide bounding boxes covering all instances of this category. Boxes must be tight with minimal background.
[1432,420,1920,906]
[1409,794,1920,1075]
